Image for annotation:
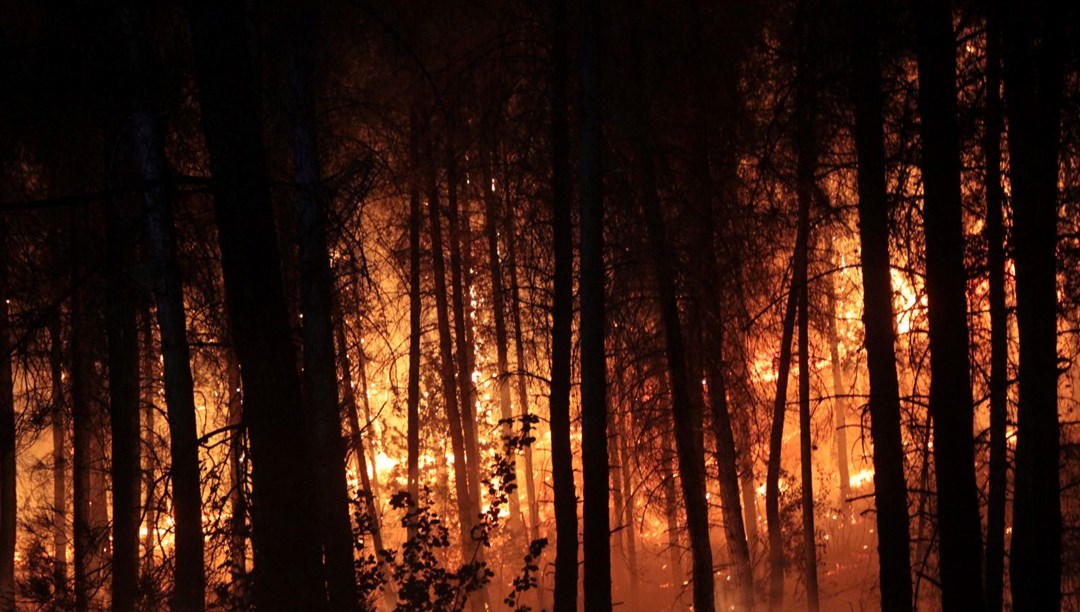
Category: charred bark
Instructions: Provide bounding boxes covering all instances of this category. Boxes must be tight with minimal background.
[185,1,326,606]
[766,263,798,610]
[1002,0,1064,606]
[848,1,914,609]
[0,230,15,610]
[135,94,207,612]
[982,5,1008,609]
[423,119,477,560]
[49,318,68,593]
[105,186,141,612]
[913,0,986,606]
[579,0,612,605]
[284,7,357,607]
[550,0,579,607]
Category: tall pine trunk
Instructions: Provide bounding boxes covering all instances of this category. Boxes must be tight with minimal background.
[628,26,716,610]
[824,269,852,511]
[135,101,207,611]
[501,162,543,610]
[0,231,15,610]
[285,7,357,607]
[766,263,798,610]
[71,213,108,612]
[423,120,477,561]
[481,137,523,532]
[335,311,390,600]
[49,318,68,594]
[105,189,141,612]
[549,0,578,607]
[407,111,423,509]
[682,0,754,604]
[185,2,326,606]
[913,0,986,606]
[444,136,484,538]
[1003,0,1064,606]
[793,6,820,606]
[982,4,1008,609]
[848,0,914,608]
[579,0,612,605]
[226,356,247,586]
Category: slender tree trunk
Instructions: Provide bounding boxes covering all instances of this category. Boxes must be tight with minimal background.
[335,312,390,599]
[71,213,106,612]
[550,0,578,607]
[140,313,157,581]
[0,234,15,610]
[1003,0,1064,607]
[423,120,477,561]
[548,0,574,608]
[847,1,914,609]
[49,318,68,594]
[105,191,142,612]
[615,409,639,594]
[824,269,852,511]
[136,103,207,612]
[730,346,760,553]
[913,0,986,607]
[445,136,484,527]
[680,1,753,604]
[766,264,798,610]
[502,168,543,612]
[185,2,326,606]
[482,139,524,532]
[661,449,682,591]
[226,356,247,584]
[285,8,357,607]
[982,6,1008,609]
[579,0,612,605]
[634,92,717,612]
[793,9,820,606]
[407,111,423,510]
[347,283,385,509]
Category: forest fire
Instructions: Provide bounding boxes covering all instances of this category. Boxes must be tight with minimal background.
[0,0,1077,611]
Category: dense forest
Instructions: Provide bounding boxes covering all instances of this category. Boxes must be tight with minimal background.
[0,0,1077,609]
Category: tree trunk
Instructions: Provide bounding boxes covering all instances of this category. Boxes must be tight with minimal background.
[136,100,207,612]
[550,0,578,607]
[981,5,1008,609]
[847,1,914,609]
[185,2,326,606]
[49,317,68,594]
[335,311,390,599]
[71,213,108,612]
[0,233,15,610]
[1002,0,1064,607]
[615,409,639,595]
[634,92,717,612]
[579,0,612,605]
[501,157,543,611]
[285,7,357,607]
[912,0,986,607]
[105,191,142,612]
[444,135,484,528]
[766,263,798,610]
[661,449,683,591]
[793,8,820,606]
[481,138,523,533]
[226,356,247,585]
[423,119,477,562]
[681,0,754,604]
[824,268,852,511]
[407,111,423,509]
[140,312,158,582]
